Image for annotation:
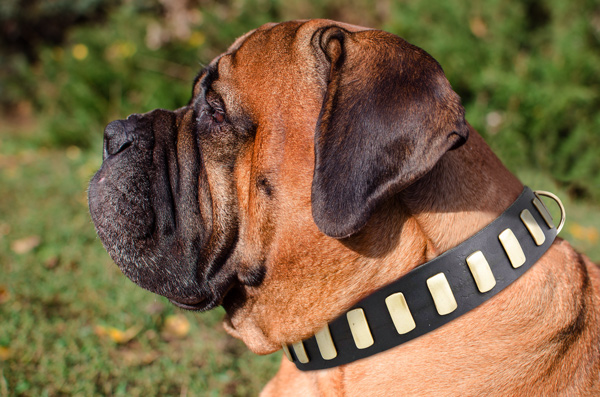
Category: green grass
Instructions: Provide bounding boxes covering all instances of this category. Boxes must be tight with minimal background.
[0,126,598,396]
[0,128,281,396]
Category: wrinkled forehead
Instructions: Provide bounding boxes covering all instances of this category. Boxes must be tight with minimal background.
[222,19,372,68]
[191,22,298,96]
[192,20,372,98]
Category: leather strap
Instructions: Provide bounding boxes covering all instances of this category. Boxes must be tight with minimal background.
[285,187,560,370]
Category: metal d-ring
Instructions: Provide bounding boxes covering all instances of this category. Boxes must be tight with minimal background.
[534,190,566,234]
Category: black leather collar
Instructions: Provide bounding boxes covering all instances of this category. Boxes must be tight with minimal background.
[283,187,563,371]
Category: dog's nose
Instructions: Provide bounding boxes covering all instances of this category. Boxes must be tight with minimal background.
[103,120,134,161]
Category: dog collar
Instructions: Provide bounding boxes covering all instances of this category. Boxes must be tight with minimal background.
[283,187,565,371]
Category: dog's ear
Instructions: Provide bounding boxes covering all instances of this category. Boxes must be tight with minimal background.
[310,26,469,239]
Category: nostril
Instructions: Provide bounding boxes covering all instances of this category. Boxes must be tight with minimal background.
[103,120,134,160]
[113,140,132,154]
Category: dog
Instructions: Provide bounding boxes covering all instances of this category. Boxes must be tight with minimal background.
[88,19,600,395]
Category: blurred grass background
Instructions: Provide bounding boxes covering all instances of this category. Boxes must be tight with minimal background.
[0,0,599,395]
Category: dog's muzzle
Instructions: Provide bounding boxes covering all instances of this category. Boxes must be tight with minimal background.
[88,109,234,311]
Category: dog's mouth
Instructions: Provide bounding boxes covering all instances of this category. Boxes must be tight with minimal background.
[169,283,237,311]
[169,298,206,310]
[88,108,238,311]
[169,297,211,311]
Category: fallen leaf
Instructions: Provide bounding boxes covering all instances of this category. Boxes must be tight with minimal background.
[0,286,9,304]
[95,324,142,344]
[161,314,190,340]
[11,236,41,254]
[469,16,488,38]
[118,349,160,367]
[0,346,11,360]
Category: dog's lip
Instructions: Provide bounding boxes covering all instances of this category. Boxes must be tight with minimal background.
[168,288,226,311]
[169,282,236,312]
[168,297,214,311]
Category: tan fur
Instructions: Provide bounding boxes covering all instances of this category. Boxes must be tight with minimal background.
[205,20,600,395]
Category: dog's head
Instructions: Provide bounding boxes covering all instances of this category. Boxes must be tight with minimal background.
[88,19,468,351]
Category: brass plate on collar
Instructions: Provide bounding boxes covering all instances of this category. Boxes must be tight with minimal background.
[426,273,458,315]
[466,251,496,293]
[292,341,309,364]
[346,308,374,349]
[282,344,293,361]
[385,292,416,334]
[533,197,555,229]
[499,228,526,268]
[315,325,337,360]
[520,209,546,246]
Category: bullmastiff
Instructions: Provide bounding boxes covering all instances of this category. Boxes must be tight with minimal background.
[88,19,600,395]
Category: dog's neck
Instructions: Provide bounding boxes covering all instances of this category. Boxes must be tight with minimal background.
[400,128,524,257]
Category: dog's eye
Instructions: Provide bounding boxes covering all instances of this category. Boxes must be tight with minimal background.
[197,104,226,128]
[212,109,225,124]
